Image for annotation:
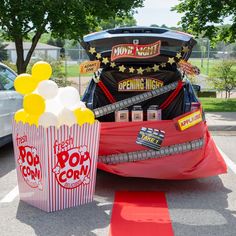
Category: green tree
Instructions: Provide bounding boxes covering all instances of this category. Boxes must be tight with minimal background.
[97,15,137,30]
[0,0,143,73]
[47,37,65,57]
[208,60,236,98]
[150,24,159,28]
[0,41,7,61]
[172,1,236,44]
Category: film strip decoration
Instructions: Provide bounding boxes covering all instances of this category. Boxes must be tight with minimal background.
[98,138,204,165]
[88,45,191,75]
[93,81,178,118]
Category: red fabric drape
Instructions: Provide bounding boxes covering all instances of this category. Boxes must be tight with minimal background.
[98,111,227,179]
[160,81,183,110]
[98,81,116,103]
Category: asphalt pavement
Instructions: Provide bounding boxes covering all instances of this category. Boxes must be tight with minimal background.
[206,112,236,131]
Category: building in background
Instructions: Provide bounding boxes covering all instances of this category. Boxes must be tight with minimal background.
[4,42,61,63]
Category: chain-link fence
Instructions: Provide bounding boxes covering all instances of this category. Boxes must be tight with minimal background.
[61,48,236,95]
[1,46,236,96]
[190,50,236,76]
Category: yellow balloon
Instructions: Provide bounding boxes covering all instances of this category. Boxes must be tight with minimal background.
[23,94,45,116]
[14,73,37,95]
[14,109,28,123]
[25,114,39,126]
[74,108,95,126]
[32,61,52,82]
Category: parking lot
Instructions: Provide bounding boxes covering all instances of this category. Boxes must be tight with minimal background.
[0,132,236,236]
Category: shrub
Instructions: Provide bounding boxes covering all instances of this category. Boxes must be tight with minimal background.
[197,91,216,97]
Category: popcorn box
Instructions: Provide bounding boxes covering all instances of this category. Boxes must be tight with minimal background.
[12,121,100,212]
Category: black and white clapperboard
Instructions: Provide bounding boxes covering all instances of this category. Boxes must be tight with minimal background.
[136,127,165,151]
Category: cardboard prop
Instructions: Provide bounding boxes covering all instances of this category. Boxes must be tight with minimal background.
[13,122,100,212]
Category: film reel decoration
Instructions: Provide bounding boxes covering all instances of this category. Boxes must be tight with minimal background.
[93,81,178,118]
[98,138,204,165]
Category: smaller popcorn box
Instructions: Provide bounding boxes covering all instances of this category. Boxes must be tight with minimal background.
[12,121,100,212]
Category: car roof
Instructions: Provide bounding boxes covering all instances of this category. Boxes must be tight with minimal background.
[84,26,194,44]
[0,62,17,76]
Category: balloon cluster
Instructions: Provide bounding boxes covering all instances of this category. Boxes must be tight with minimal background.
[14,61,95,127]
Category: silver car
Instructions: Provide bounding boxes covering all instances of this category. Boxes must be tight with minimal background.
[0,62,22,147]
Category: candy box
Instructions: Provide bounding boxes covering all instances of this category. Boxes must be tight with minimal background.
[12,121,100,212]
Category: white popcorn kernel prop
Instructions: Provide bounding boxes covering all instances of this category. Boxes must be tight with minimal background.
[69,101,86,110]
[38,112,59,127]
[58,108,77,127]
[58,87,80,109]
[45,98,63,116]
[37,80,59,100]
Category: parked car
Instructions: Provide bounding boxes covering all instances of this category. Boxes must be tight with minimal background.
[0,62,22,147]
[81,26,226,180]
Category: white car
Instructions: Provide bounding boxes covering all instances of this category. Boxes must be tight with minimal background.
[0,62,22,147]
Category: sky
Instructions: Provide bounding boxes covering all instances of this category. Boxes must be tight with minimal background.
[134,0,184,27]
[134,0,232,27]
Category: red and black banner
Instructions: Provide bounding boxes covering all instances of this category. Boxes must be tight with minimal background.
[111,41,161,61]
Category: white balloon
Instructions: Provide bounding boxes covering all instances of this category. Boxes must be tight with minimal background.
[58,87,80,109]
[32,89,39,94]
[38,112,58,127]
[37,80,59,100]
[45,98,63,116]
[69,101,86,110]
[58,108,77,127]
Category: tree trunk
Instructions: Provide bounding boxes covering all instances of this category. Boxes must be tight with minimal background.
[15,38,27,74]
[24,31,42,69]
[15,30,43,74]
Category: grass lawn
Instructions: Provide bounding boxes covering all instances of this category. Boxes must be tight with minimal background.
[63,64,93,77]
[200,98,236,112]
[64,59,234,77]
[189,58,236,76]
[63,64,80,77]
[189,58,216,75]
[64,59,216,77]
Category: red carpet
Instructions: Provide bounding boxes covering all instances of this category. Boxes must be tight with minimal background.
[109,191,174,236]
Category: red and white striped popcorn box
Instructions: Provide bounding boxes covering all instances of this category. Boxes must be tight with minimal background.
[12,121,100,212]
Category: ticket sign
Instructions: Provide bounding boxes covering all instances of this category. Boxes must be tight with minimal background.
[178,110,202,131]
[136,127,165,151]
[79,60,100,74]
[111,41,161,61]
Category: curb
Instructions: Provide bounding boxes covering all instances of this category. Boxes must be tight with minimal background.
[208,125,236,131]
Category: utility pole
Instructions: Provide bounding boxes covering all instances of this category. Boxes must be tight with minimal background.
[201,38,204,68]
[206,38,210,75]
[64,50,68,86]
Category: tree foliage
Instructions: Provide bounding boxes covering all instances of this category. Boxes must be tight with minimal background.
[173,1,236,44]
[97,15,137,30]
[0,0,143,73]
[208,60,236,98]
[0,41,8,61]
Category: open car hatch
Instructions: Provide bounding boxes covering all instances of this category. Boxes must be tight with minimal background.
[81,26,197,63]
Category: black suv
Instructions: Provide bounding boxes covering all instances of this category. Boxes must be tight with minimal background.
[82,26,199,122]
[78,27,226,180]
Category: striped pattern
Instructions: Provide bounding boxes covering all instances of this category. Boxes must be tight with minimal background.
[93,81,178,118]
[98,138,204,165]
[12,121,100,212]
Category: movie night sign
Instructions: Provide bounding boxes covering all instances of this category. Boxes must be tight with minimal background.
[111,41,161,61]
